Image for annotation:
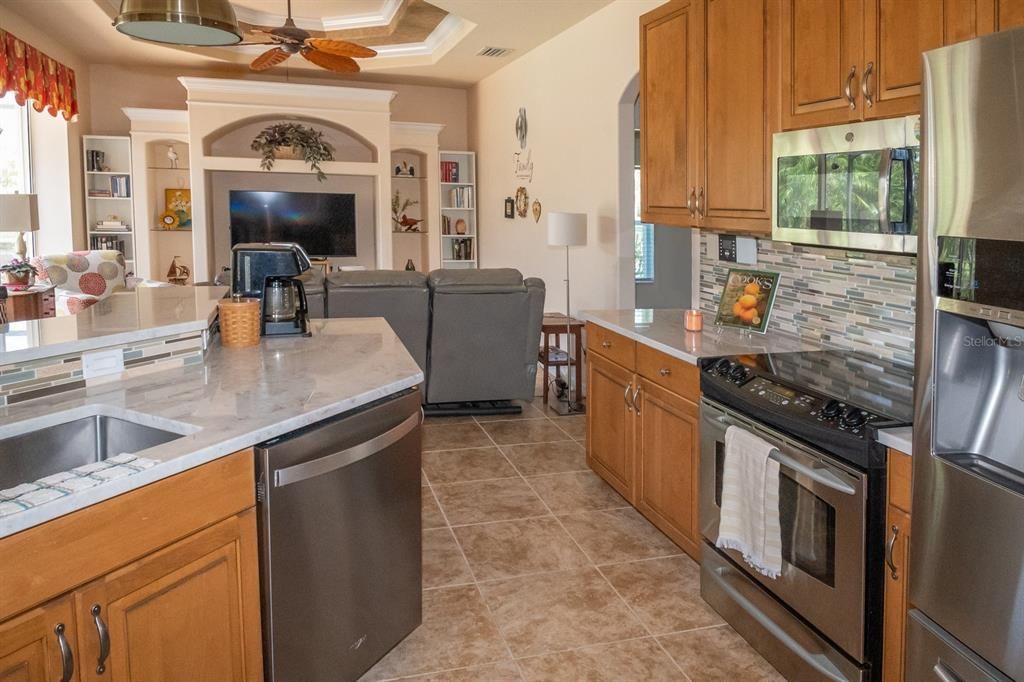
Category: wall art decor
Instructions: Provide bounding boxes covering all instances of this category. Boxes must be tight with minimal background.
[515,187,530,218]
[504,197,515,219]
[531,199,542,223]
[516,107,528,149]
[164,189,192,228]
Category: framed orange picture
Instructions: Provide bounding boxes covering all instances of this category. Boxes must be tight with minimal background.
[714,269,780,334]
[164,188,192,228]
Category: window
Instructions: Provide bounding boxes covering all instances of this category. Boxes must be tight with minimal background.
[634,166,654,282]
[0,92,31,258]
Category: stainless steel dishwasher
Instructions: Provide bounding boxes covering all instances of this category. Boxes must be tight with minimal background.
[255,388,423,682]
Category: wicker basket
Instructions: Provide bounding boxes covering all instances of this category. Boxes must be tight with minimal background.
[219,297,261,348]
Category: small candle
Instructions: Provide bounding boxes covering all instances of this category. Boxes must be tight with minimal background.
[684,309,704,332]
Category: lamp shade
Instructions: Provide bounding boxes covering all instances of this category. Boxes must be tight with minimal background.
[0,194,40,232]
[114,0,243,46]
[547,212,587,247]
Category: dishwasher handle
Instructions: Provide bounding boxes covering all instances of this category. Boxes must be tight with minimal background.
[273,408,423,488]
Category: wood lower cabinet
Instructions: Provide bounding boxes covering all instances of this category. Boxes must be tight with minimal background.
[0,451,262,682]
[586,325,702,561]
[634,378,702,558]
[586,352,637,501]
[883,448,912,682]
[75,511,262,682]
[0,598,76,682]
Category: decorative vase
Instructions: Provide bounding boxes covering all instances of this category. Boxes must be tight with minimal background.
[275,146,300,161]
[3,272,30,286]
[404,259,416,271]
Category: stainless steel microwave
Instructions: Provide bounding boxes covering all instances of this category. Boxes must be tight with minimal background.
[772,116,920,254]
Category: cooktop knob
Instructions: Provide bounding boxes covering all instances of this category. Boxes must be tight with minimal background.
[841,408,867,428]
[822,400,842,418]
[714,359,733,376]
[729,365,750,383]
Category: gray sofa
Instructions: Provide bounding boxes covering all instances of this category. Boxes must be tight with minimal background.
[312,268,545,413]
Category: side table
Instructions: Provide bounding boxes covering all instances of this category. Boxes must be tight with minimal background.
[538,313,585,411]
[1,284,56,322]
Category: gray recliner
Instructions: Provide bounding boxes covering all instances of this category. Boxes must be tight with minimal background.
[425,269,545,405]
[325,270,430,371]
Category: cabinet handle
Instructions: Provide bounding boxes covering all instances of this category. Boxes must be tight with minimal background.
[659,367,671,377]
[885,524,900,580]
[601,340,611,348]
[862,61,874,108]
[687,187,696,216]
[92,604,110,674]
[623,383,634,412]
[631,384,641,413]
[55,623,73,682]
[845,65,857,109]
[696,187,705,217]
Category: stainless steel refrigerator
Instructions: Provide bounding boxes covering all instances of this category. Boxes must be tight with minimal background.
[913,28,1024,681]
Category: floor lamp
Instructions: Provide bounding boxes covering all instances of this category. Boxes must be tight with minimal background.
[547,212,587,414]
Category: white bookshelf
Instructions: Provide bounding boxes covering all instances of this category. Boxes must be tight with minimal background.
[83,135,135,273]
[439,150,477,269]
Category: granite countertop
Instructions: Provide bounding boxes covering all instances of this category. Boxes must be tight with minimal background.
[581,309,828,365]
[0,286,227,365]
[0,317,423,538]
[877,427,913,455]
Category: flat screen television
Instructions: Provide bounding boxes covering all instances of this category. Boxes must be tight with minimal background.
[229,190,357,257]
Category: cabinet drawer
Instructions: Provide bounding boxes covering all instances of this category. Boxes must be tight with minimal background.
[636,344,700,403]
[586,323,636,370]
[888,449,912,513]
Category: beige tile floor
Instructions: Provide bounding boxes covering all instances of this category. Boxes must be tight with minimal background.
[360,399,783,682]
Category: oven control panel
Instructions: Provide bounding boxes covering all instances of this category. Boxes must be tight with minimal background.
[702,358,884,437]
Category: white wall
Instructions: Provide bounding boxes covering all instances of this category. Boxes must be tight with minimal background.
[469,0,661,315]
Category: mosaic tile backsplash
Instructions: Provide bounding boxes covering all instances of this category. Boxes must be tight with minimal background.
[699,234,917,367]
[0,331,207,406]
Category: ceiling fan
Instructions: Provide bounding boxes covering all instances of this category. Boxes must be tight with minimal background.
[239,0,378,73]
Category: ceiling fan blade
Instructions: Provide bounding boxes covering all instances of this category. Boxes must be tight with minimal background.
[251,47,291,72]
[302,49,360,73]
[236,42,278,46]
[304,38,377,59]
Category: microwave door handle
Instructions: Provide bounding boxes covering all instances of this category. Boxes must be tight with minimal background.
[891,148,912,235]
[878,147,894,233]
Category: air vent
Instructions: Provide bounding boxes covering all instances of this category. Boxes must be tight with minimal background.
[477,46,513,58]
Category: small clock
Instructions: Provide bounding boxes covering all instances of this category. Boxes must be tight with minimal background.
[159,211,179,229]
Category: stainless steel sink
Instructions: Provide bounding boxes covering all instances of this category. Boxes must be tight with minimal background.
[0,414,187,491]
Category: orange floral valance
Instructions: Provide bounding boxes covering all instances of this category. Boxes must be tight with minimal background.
[0,29,78,122]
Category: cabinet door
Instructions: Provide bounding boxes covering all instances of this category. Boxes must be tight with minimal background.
[863,0,951,119]
[75,511,263,682]
[586,353,636,502]
[700,0,774,232]
[634,378,701,560]
[979,0,1024,32]
[0,598,76,682]
[781,0,864,129]
[882,504,911,682]
[640,0,703,226]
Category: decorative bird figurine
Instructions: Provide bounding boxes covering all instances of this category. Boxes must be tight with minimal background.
[398,214,424,232]
[167,146,179,169]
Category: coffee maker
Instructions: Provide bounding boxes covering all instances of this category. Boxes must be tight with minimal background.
[231,242,312,337]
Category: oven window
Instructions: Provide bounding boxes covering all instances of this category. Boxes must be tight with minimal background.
[715,444,837,587]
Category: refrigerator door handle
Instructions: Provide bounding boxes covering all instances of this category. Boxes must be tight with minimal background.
[273,408,423,487]
[933,661,964,682]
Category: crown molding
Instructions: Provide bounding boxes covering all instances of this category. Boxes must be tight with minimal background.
[233,0,403,32]
[178,77,397,112]
[372,14,471,59]
[121,108,188,124]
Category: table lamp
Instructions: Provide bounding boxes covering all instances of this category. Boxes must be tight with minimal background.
[547,212,587,413]
[0,194,40,261]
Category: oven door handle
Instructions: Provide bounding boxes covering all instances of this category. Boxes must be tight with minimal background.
[771,449,857,496]
[707,565,847,682]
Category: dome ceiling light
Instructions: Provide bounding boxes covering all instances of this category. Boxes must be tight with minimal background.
[114,0,243,46]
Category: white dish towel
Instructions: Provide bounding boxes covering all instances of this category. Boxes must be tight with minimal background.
[716,425,784,579]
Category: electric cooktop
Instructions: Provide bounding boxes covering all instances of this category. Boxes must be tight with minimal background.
[700,349,914,469]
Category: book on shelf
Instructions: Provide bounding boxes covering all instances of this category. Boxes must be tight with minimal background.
[440,160,461,183]
[441,215,452,235]
[94,221,129,232]
[89,235,126,255]
[86,149,106,172]
[447,186,473,208]
[449,237,473,261]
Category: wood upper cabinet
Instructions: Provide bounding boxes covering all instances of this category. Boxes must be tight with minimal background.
[586,351,637,501]
[640,0,702,226]
[634,378,702,558]
[981,0,1024,31]
[75,511,263,682]
[0,598,77,682]
[700,0,775,231]
[780,0,863,129]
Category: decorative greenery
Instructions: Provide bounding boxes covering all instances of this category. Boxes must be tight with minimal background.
[0,257,38,280]
[391,190,420,227]
[251,123,336,181]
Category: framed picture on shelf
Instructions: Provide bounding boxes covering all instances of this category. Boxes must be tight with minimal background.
[714,268,780,334]
[164,188,192,228]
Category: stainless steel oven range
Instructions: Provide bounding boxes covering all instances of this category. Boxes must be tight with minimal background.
[699,352,913,681]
